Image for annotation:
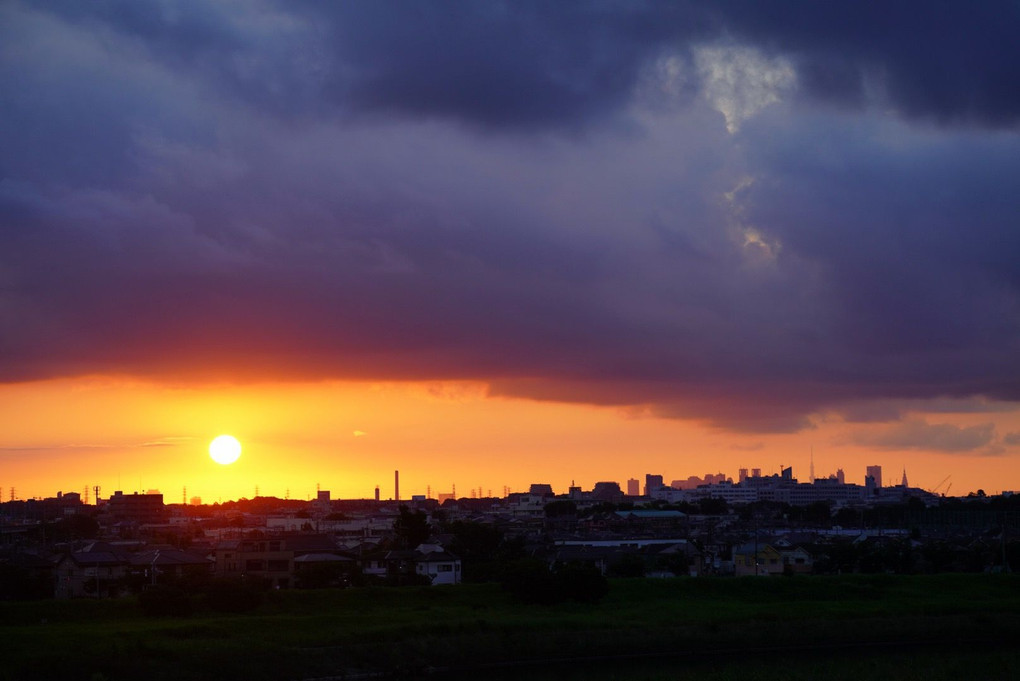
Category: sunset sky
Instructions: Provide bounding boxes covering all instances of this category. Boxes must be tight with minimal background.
[3,1,1020,503]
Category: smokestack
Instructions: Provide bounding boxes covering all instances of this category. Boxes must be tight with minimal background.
[395,470,400,502]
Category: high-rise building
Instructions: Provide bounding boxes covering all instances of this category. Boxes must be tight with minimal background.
[627,478,640,496]
[751,468,762,478]
[644,474,664,496]
[738,468,749,483]
[866,465,883,488]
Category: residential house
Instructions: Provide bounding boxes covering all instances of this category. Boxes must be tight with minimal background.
[778,546,814,574]
[733,543,784,576]
[413,544,462,585]
[54,542,130,598]
[214,538,294,588]
[130,548,212,586]
[384,544,463,585]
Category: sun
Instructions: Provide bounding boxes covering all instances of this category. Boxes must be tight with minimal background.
[209,434,242,465]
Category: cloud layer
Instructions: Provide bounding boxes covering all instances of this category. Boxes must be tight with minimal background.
[2,1,1020,432]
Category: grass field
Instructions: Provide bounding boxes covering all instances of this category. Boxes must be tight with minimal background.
[2,574,1018,680]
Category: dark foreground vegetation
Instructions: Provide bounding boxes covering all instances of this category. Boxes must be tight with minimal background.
[1,573,1018,681]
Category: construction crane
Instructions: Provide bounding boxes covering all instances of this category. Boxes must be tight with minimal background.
[930,475,952,496]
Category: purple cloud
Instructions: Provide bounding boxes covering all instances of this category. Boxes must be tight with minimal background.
[2,1,1020,433]
[843,419,998,454]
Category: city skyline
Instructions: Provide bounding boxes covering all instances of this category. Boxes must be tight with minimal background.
[1,439,984,506]
[3,3,1020,503]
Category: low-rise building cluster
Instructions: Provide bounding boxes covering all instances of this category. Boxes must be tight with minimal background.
[0,477,1017,600]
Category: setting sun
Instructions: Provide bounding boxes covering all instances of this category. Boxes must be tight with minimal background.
[209,434,242,465]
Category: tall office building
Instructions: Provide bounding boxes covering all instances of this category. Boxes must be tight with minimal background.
[627,478,640,496]
[866,465,883,488]
[644,474,664,496]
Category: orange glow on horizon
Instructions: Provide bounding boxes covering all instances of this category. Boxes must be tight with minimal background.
[0,376,1017,503]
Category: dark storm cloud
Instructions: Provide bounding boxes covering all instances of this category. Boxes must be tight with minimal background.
[2,1,1020,434]
[25,1,1020,130]
[735,116,1020,402]
[297,0,1020,129]
[716,0,1020,127]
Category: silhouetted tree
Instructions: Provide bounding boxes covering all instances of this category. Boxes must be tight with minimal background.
[446,520,502,582]
[393,505,430,549]
[544,500,577,518]
[50,513,100,541]
[698,497,729,515]
[0,564,52,600]
[556,562,609,603]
